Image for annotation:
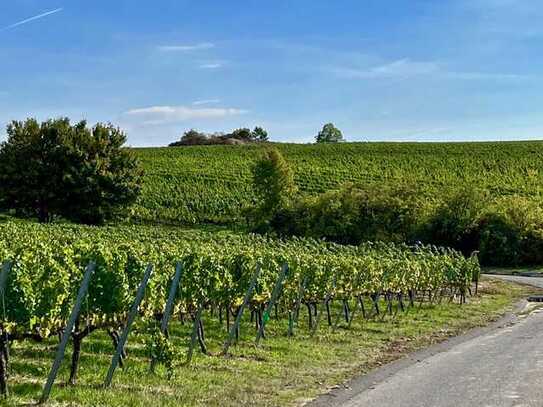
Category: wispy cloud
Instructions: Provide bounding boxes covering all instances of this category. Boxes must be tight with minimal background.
[464,0,527,9]
[1,8,63,31]
[157,43,215,52]
[192,99,221,106]
[445,71,528,80]
[199,62,223,69]
[124,105,247,125]
[332,59,439,79]
[332,58,530,81]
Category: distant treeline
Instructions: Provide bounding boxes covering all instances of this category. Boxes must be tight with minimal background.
[168,122,345,146]
[169,127,268,146]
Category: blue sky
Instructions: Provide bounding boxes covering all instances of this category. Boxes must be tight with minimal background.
[0,0,542,146]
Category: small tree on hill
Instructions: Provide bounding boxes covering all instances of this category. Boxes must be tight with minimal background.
[228,128,253,142]
[251,148,296,227]
[0,118,143,224]
[251,126,269,142]
[169,129,209,146]
[316,123,343,143]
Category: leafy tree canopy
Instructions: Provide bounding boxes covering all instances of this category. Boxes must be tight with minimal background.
[0,118,143,224]
[169,126,269,146]
[315,123,343,143]
[251,126,269,142]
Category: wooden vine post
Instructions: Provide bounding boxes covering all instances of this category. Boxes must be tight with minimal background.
[151,262,183,372]
[256,263,288,345]
[40,261,96,404]
[104,263,153,388]
[222,263,261,355]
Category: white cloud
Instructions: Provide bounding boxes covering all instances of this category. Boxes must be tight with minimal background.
[199,63,223,69]
[124,105,247,125]
[157,43,215,52]
[192,99,221,105]
[332,58,529,81]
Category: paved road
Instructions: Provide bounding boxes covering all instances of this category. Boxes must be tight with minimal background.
[488,274,543,289]
[312,275,543,407]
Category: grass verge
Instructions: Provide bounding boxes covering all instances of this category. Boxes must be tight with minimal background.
[2,278,535,407]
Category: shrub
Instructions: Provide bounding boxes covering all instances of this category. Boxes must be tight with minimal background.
[423,187,486,256]
[169,129,209,146]
[257,178,543,267]
[479,197,543,266]
[0,118,143,224]
[169,127,269,146]
[270,183,423,245]
[250,148,296,230]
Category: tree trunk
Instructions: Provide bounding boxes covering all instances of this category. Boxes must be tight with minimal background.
[69,335,82,385]
[226,303,231,332]
[197,319,207,354]
[306,303,313,329]
[371,293,380,316]
[0,334,8,396]
[325,300,332,326]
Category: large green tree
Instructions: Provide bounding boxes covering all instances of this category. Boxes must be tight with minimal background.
[251,148,296,228]
[315,123,344,143]
[0,118,143,224]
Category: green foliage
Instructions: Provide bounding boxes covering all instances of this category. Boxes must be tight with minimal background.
[315,123,343,143]
[132,141,543,227]
[0,221,476,340]
[251,148,296,228]
[267,181,543,267]
[228,128,252,141]
[169,127,269,146]
[251,126,269,142]
[423,187,486,256]
[270,183,422,244]
[479,197,543,266]
[0,118,143,224]
[146,327,180,378]
[100,141,543,266]
[169,129,208,146]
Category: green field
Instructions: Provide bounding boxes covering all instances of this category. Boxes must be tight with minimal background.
[133,141,543,225]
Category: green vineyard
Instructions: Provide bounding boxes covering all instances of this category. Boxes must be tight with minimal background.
[0,221,479,397]
[0,221,478,338]
[133,141,543,225]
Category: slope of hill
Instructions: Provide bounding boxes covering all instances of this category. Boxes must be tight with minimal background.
[133,141,543,225]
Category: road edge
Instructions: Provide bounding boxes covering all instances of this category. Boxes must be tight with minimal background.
[307,297,528,407]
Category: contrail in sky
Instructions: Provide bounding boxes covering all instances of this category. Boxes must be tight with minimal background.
[1,8,63,31]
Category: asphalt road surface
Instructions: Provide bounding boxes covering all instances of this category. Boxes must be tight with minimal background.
[311,275,543,407]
